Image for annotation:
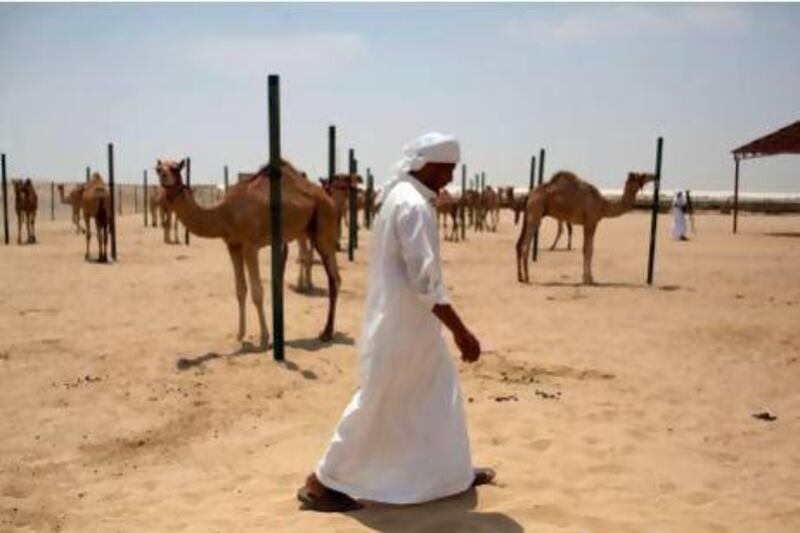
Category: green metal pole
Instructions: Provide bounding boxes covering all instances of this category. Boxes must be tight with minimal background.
[85,166,90,183]
[733,157,740,234]
[268,74,284,361]
[461,164,466,241]
[647,137,664,285]
[50,181,55,220]
[348,149,357,261]
[2,154,8,245]
[365,168,373,229]
[533,148,545,262]
[224,165,229,193]
[184,158,191,245]
[108,143,116,262]
[143,170,148,227]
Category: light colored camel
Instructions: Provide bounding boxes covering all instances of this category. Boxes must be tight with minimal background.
[148,187,160,228]
[149,187,179,244]
[435,189,460,242]
[516,170,654,284]
[502,186,573,249]
[57,183,85,234]
[12,179,38,244]
[81,173,110,262]
[156,158,341,347]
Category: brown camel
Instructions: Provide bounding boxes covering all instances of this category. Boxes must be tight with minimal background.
[322,174,363,249]
[516,170,654,284]
[148,187,160,228]
[12,179,38,244]
[550,220,573,251]
[435,189,461,242]
[57,183,86,234]
[156,158,341,347]
[81,173,110,262]
[502,186,572,249]
[481,186,501,232]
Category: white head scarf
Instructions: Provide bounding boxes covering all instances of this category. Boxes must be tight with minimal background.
[377,132,460,204]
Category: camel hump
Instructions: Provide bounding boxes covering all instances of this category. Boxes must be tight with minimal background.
[549,171,580,185]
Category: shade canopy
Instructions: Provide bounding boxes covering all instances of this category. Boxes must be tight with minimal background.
[732,120,800,160]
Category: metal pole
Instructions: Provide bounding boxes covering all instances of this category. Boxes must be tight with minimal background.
[117,184,122,216]
[50,182,55,220]
[143,169,148,227]
[184,158,191,245]
[348,148,356,261]
[108,143,117,262]
[528,155,537,191]
[2,154,8,245]
[646,137,664,285]
[328,125,338,248]
[268,74,284,361]
[134,185,138,214]
[224,165,229,193]
[733,157,740,234]
[533,148,545,261]
[461,164,467,241]
[365,168,373,229]
[85,166,90,183]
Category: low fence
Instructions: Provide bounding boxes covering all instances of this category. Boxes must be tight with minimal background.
[13,181,224,222]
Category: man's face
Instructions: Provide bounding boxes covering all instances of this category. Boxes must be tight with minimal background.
[412,162,456,193]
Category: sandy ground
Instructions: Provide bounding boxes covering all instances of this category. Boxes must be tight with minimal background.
[1,209,799,532]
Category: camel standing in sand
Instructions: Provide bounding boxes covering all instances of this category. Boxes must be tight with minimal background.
[436,189,460,242]
[57,183,85,234]
[156,158,340,348]
[81,173,110,262]
[503,186,573,249]
[12,179,38,244]
[516,171,654,284]
[149,187,179,244]
[481,186,501,232]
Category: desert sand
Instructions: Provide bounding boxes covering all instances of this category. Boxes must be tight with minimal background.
[1,209,799,532]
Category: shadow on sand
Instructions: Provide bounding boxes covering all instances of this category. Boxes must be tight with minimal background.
[289,285,329,298]
[536,280,671,290]
[286,331,355,352]
[175,341,263,370]
[339,489,524,533]
[765,232,800,239]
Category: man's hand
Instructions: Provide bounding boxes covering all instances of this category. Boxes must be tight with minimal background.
[432,303,482,363]
[454,328,481,363]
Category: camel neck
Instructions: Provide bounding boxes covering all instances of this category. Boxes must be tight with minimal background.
[170,190,227,239]
[602,186,638,218]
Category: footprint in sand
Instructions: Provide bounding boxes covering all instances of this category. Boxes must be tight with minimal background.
[530,438,552,451]
[685,491,715,506]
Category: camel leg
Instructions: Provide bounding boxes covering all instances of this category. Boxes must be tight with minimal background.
[296,237,313,293]
[173,218,179,244]
[84,213,92,260]
[95,216,104,262]
[243,244,270,349]
[515,203,543,283]
[30,211,36,243]
[550,221,563,251]
[226,244,248,342]
[582,223,596,285]
[314,244,340,342]
[567,223,573,250]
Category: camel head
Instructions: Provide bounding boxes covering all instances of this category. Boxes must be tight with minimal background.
[156,159,188,202]
[625,172,656,194]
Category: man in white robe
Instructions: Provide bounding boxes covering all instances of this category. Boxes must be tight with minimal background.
[671,189,689,241]
[298,132,494,512]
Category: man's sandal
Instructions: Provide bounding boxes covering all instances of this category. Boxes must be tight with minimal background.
[472,467,496,487]
[297,486,364,513]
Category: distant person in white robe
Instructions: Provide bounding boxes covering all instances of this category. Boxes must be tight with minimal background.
[671,189,689,241]
[298,132,494,513]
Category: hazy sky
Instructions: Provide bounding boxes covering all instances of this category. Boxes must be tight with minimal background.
[1,3,799,192]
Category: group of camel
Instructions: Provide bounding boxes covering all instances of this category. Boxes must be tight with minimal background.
[9,159,654,349]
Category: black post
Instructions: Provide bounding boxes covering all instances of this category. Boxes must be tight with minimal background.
[108,143,117,261]
[2,154,8,245]
[528,155,537,191]
[184,157,191,245]
[646,137,664,285]
[50,181,55,220]
[143,169,148,227]
[134,184,138,214]
[328,125,338,248]
[268,74,284,361]
[365,168,374,229]
[348,148,357,261]
[533,148,545,262]
[461,164,467,241]
[224,165,229,193]
[733,157,740,234]
[85,166,90,183]
[117,184,122,216]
